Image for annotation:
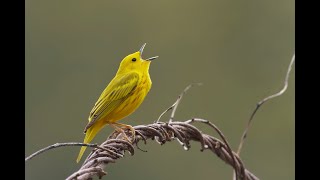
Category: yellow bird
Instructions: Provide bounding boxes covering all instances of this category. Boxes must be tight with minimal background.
[77,43,158,163]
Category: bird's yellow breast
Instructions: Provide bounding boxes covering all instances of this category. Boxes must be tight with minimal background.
[104,73,151,123]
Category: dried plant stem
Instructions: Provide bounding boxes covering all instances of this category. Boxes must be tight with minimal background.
[63,120,257,180]
[155,83,202,123]
[236,53,295,155]
[187,118,244,179]
[25,143,103,161]
[232,54,295,180]
[25,121,259,180]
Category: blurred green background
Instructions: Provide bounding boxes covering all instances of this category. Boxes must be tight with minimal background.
[25,0,294,179]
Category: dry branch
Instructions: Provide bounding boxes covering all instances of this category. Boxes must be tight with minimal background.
[65,119,258,180]
[25,143,109,161]
[231,54,295,180]
[236,54,295,155]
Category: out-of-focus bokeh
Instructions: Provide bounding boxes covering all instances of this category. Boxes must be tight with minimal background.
[26,0,294,179]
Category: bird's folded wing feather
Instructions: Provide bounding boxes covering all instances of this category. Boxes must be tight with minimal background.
[84,72,140,132]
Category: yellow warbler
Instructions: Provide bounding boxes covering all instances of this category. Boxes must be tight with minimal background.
[77,43,158,163]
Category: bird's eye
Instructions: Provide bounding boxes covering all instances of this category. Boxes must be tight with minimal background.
[132,58,136,62]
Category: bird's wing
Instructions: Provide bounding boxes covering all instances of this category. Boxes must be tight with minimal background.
[83,72,140,132]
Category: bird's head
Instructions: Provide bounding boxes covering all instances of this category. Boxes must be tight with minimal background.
[117,43,158,74]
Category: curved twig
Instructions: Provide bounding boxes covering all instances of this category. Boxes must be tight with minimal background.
[237,53,295,155]
[155,83,202,123]
[25,143,103,161]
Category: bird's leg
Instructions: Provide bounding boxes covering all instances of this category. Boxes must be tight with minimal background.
[112,122,136,143]
[110,123,135,143]
[109,124,131,142]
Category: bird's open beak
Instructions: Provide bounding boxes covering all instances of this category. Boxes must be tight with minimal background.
[139,43,159,61]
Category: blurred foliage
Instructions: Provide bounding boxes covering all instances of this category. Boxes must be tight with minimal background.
[26,0,294,179]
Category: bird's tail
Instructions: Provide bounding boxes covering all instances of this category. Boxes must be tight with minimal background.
[76,121,105,163]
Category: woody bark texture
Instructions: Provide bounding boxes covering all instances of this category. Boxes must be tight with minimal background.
[66,119,259,180]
